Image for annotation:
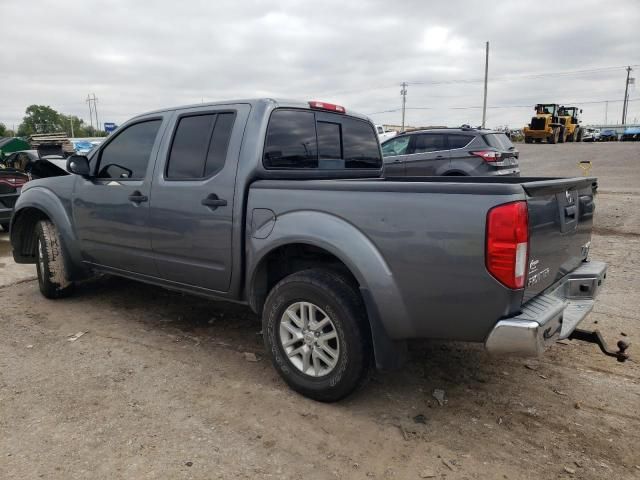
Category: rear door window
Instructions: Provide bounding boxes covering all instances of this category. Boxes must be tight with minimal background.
[411,133,446,153]
[483,133,514,150]
[166,112,235,179]
[447,135,474,149]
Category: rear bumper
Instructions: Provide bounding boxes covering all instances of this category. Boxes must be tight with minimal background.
[485,261,607,356]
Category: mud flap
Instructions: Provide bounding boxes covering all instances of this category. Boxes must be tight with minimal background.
[360,287,408,370]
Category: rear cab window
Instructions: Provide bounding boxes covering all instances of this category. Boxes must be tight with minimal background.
[263,109,382,171]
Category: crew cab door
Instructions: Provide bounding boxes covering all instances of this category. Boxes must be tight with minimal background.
[148,104,250,292]
[72,115,167,275]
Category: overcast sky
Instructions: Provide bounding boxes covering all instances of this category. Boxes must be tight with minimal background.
[1,0,638,131]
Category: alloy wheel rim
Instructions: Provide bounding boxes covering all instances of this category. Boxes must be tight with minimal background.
[279,301,340,377]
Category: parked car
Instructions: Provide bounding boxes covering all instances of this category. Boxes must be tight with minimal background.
[582,128,600,142]
[1,150,70,178]
[381,128,520,177]
[375,125,397,142]
[11,98,606,402]
[599,129,618,141]
[621,127,640,141]
[0,168,28,231]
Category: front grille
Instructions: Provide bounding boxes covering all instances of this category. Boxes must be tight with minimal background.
[530,117,546,130]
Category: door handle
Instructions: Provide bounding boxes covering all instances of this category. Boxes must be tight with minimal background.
[128,191,148,203]
[201,194,227,210]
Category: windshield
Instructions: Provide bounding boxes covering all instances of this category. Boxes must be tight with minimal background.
[536,104,556,115]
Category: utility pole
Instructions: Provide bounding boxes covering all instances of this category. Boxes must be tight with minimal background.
[400,82,408,132]
[604,101,608,125]
[86,94,94,130]
[92,93,99,133]
[69,117,75,137]
[482,41,489,129]
[621,66,632,125]
[86,93,100,133]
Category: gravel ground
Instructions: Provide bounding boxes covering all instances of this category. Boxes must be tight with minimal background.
[1,142,639,479]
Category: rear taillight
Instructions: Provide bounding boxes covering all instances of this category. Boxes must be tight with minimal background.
[471,150,500,162]
[308,101,346,114]
[0,176,27,188]
[486,201,529,289]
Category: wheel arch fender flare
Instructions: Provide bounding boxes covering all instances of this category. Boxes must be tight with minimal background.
[247,210,410,368]
[11,187,87,279]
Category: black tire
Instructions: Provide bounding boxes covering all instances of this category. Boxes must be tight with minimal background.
[35,220,74,299]
[524,137,533,144]
[262,268,371,402]
[558,127,565,143]
[1,222,9,232]
[548,127,559,144]
[576,128,583,142]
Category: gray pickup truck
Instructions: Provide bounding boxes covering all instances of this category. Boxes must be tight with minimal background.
[10,99,609,401]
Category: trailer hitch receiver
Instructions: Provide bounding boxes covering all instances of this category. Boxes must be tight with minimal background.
[568,328,630,362]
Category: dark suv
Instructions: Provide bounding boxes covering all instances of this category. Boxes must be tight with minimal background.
[381,128,520,177]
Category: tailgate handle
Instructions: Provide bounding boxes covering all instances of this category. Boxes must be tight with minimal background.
[564,205,577,219]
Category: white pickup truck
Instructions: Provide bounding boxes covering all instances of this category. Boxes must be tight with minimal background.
[375,125,397,142]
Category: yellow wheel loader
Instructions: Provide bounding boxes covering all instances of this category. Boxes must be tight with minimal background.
[523,104,564,144]
[557,106,583,142]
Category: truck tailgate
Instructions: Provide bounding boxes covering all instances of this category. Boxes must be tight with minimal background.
[522,177,597,303]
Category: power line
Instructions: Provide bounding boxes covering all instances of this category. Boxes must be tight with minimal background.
[406,64,640,86]
[366,97,639,115]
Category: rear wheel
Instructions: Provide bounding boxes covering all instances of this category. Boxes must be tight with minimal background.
[262,268,371,402]
[35,220,74,299]
[524,137,533,144]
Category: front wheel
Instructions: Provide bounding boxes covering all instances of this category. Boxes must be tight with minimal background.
[36,220,74,299]
[262,268,371,402]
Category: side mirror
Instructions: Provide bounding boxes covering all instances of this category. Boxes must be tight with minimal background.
[66,155,91,177]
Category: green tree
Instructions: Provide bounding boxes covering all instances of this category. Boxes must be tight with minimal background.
[17,105,65,136]
[0,123,7,136]
[16,105,107,138]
